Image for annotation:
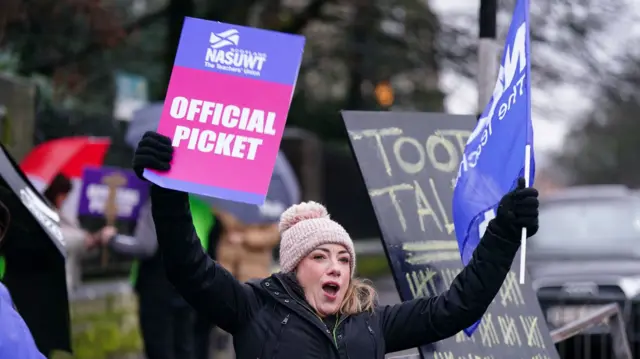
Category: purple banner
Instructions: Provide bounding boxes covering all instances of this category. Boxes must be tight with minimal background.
[78,166,149,221]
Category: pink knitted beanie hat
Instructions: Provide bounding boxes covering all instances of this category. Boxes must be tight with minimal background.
[278,201,355,276]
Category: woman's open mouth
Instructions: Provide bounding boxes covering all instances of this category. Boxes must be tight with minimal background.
[322,282,340,300]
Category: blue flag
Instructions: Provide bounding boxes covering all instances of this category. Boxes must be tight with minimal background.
[452,0,534,336]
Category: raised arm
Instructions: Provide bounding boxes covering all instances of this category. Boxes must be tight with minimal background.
[377,224,519,352]
[133,132,260,334]
[378,178,538,352]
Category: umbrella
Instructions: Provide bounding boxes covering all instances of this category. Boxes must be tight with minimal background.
[21,136,111,185]
[0,141,71,354]
[21,137,111,221]
[197,151,300,225]
[125,102,163,148]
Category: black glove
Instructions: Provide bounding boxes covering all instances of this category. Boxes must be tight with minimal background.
[490,177,539,240]
[132,131,174,181]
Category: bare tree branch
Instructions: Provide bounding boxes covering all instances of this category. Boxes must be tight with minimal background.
[279,0,331,34]
[22,0,331,75]
[552,41,640,185]
[437,0,636,92]
[20,6,169,74]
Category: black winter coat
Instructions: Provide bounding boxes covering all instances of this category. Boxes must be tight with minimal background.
[150,186,521,359]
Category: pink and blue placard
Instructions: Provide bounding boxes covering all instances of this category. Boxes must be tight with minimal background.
[143,17,305,205]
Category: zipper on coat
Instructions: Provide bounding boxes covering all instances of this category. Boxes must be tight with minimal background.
[274,277,319,319]
[272,276,346,356]
[270,314,290,359]
[332,316,347,348]
[335,316,351,359]
[367,323,378,358]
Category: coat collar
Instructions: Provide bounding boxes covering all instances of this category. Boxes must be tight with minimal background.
[257,273,339,346]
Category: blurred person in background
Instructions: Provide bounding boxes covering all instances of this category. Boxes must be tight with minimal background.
[215,210,280,283]
[42,174,105,291]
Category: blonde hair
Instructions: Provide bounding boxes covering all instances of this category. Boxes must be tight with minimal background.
[339,277,377,315]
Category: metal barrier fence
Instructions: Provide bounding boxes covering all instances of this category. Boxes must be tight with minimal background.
[549,303,632,359]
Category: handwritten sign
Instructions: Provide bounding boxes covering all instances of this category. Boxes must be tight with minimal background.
[78,167,149,221]
[143,17,305,205]
[343,111,560,359]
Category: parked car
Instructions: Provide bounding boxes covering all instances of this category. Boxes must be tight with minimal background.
[528,185,640,358]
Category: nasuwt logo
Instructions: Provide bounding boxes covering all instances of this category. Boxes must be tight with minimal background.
[205,29,267,77]
[209,29,239,49]
[458,21,528,177]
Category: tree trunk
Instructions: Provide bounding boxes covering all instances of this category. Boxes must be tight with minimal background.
[163,0,194,96]
[346,0,376,110]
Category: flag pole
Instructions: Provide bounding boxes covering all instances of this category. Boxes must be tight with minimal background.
[520,144,531,284]
[520,0,532,285]
[477,0,498,119]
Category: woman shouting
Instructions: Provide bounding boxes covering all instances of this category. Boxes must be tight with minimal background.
[132,131,539,359]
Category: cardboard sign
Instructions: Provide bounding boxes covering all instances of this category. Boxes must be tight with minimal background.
[78,167,149,221]
[343,111,559,359]
[144,17,305,205]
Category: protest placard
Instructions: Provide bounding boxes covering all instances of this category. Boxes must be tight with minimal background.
[343,111,560,359]
[143,17,305,205]
[78,167,149,221]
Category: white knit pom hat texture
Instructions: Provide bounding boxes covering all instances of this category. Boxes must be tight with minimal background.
[278,201,355,276]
